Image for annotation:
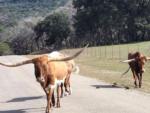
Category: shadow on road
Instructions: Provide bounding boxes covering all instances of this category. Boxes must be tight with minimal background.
[0,109,25,113]
[6,96,45,103]
[0,107,45,113]
[91,84,122,89]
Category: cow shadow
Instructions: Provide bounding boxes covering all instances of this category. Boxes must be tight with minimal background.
[0,109,25,113]
[6,95,45,103]
[91,84,122,89]
[0,107,45,113]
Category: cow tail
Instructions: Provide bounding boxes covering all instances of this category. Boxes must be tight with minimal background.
[121,67,131,76]
[72,65,80,74]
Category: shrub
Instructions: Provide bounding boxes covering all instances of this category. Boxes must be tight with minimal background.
[0,42,12,55]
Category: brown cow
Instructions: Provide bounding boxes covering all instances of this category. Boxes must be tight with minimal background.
[48,51,79,97]
[122,52,150,88]
[0,45,87,113]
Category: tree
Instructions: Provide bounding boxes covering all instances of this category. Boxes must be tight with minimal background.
[0,42,11,55]
[34,12,71,49]
[73,0,150,45]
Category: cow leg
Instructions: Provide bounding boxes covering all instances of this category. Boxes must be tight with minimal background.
[65,74,72,95]
[131,70,137,88]
[64,72,72,96]
[46,94,49,113]
[60,83,64,98]
[44,88,55,107]
[46,88,54,113]
[64,79,68,92]
[56,85,61,108]
[64,78,69,96]
[136,73,141,88]
[52,92,55,106]
[139,73,143,88]
[68,75,72,95]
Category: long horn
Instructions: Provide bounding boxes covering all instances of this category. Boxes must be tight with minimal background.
[21,54,44,59]
[0,59,33,67]
[146,57,150,60]
[121,59,136,63]
[49,44,89,62]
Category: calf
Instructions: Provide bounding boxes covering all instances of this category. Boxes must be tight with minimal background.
[122,52,150,88]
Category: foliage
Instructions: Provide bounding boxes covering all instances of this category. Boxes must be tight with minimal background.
[34,12,71,49]
[0,25,3,32]
[0,42,11,55]
[0,0,69,29]
[73,0,150,45]
[3,0,150,54]
[9,21,37,55]
[0,0,70,54]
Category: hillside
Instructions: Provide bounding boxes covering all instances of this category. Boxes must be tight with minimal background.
[1,0,150,55]
[0,0,68,29]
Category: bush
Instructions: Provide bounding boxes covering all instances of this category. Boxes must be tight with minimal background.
[0,42,12,55]
[34,12,71,49]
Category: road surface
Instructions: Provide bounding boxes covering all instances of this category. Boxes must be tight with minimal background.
[0,56,150,113]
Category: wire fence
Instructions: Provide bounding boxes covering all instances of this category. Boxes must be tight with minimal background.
[61,42,150,60]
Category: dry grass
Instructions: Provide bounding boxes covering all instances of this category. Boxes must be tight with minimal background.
[76,58,150,93]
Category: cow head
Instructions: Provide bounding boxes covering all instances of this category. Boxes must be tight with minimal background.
[33,56,48,84]
[122,55,150,73]
[137,56,147,73]
[34,62,46,83]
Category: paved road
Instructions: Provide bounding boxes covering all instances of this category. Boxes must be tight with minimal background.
[0,56,150,113]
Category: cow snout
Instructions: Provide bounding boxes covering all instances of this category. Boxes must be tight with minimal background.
[41,77,45,82]
[37,76,45,83]
[141,68,145,73]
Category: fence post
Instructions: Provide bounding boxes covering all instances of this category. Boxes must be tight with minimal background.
[105,46,107,58]
[87,46,88,57]
[99,46,101,59]
[112,45,113,59]
[137,44,139,52]
[127,45,129,53]
[119,45,121,59]
[95,47,97,57]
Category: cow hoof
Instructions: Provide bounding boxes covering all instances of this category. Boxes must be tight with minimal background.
[46,110,52,113]
[134,86,138,88]
[60,94,64,98]
[124,86,130,89]
[56,104,61,108]
[64,92,69,96]
[46,107,50,113]
[52,103,55,107]
[112,82,117,87]
[70,88,72,95]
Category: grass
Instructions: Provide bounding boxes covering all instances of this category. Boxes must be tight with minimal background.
[61,41,150,93]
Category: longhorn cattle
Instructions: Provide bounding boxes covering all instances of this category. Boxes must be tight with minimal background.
[48,51,79,97]
[122,52,150,88]
[0,45,87,113]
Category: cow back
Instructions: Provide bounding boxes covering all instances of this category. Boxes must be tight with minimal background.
[48,61,68,80]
